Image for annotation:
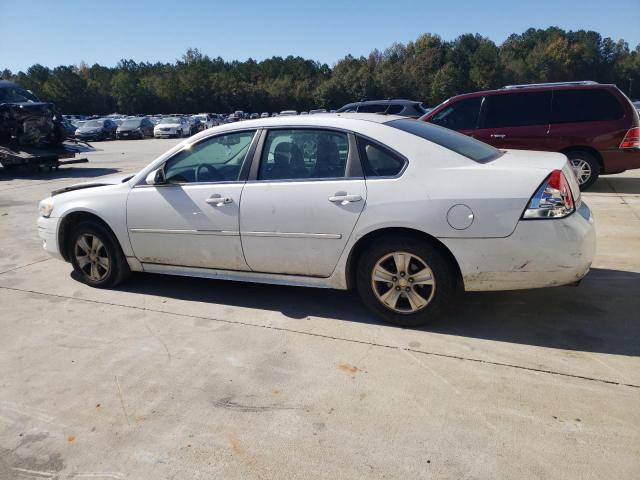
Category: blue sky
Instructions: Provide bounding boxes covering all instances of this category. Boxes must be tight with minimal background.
[1,0,639,72]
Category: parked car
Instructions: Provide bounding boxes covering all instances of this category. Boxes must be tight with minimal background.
[116,117,154,139]
[153,117,190,138]
[260,112,270,118]
[75,118,118,141]
[421,81,640,189]
[309,109,327,114]
[279,110,298,116]
[337,99,429,118]
[250,113,260,119]
[37,114,594,327]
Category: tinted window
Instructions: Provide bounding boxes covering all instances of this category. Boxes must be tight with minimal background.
[259,129,349,180]
[481,91,551,128]
[164,131,255,183]
[552,89,624,123]
[386,105,404,115]
[358,139,405,177]
[387,118,502,163]
[357,104,387,113]
[429,97,481,130]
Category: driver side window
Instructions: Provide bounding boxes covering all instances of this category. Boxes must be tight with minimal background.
[164,130,256,184]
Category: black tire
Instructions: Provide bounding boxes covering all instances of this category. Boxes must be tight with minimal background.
[69,220,130,288]
[566,150,600,190]
[356,237,458,328]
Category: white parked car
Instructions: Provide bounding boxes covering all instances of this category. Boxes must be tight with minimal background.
[153,116,190,138]
[37,114,595,327]
[279,110,298,116]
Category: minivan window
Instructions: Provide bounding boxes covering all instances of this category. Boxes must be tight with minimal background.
[480,91,551,128]
[551,89,624,123]
[429,97,481,130]
[387,118,502,163]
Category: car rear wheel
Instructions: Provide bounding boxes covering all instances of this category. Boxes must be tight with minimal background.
[356,238,458,327]
[69,221,130,288]
[567,150,599,190]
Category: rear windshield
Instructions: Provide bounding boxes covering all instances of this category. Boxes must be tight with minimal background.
[386,118,502,163]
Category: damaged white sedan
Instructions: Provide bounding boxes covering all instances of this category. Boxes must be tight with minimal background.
[37,114,595,326]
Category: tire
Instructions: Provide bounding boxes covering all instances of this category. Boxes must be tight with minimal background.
[566,150,600,190]
[356,237,458,328]
[69,220,130,288]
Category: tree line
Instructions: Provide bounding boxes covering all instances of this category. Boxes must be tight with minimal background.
[2,27,639,115]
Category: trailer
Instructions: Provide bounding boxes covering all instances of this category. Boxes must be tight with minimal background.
[0,141,93,172]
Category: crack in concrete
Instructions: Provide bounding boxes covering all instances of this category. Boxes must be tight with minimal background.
[1,285,638,389]
[0,257,52,276]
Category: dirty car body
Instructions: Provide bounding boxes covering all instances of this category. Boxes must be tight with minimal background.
[37,114,596,326]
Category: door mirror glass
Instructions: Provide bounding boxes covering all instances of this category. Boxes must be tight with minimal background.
[145,166,165,185]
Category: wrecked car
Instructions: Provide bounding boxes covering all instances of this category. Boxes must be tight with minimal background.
[0,80,90,171]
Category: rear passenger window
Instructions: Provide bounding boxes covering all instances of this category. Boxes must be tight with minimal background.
[551,89,624,123]
[386,105,403,115]
[258,129,349,180]
[429,97,481,130]
[358,139,406,177]
[481,91,551,128]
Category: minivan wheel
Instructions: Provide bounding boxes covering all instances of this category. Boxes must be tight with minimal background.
[567,150,599,190]
[356,238,457,327]
[69,221,130,288]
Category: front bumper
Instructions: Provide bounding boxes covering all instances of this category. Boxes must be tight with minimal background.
[441,202,596,291]
[37,215,63,260]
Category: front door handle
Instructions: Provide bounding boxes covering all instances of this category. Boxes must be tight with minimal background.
[490,133,506,139]
[329,194,362,204]
[206,194,233,206]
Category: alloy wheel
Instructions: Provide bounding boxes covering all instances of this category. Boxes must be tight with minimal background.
[74,234,110,281]
[570,158,592,185]
[371,251,436,314]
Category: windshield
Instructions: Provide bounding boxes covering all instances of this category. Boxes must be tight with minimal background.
[386,118,502,163]
[0,86,40,103]
[121,119,142,128]
[161,117,181,124]
[83,120,104,128]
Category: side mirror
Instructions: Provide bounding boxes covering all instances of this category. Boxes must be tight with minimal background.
[145,166,166,185]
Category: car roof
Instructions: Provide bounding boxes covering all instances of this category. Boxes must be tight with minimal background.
[185,113,404,142]
[443,82,619,102]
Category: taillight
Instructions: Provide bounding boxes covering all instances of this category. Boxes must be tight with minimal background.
[620,127,640,149]
[522,169,575,219]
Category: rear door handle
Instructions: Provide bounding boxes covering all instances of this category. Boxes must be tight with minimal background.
[490,133,506,139]
[206,194,233,206]
[329,194,362,204]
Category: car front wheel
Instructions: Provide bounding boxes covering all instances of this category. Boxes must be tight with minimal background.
[69,221,130,288]
[356,238,458,327]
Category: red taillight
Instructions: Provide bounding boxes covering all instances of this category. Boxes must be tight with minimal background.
[620,127,640,149]
[522,169,575,219]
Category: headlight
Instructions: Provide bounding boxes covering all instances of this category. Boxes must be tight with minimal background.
[38,197,54,218]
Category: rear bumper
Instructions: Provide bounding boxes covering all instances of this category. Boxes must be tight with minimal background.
[441,202,596,291]
[601,148,640,174]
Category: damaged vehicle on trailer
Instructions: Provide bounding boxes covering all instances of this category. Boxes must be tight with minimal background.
[0,80,92,172]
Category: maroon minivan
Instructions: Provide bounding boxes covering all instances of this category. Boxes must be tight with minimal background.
[421,81,640,189]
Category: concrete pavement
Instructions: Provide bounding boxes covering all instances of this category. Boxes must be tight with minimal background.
[1,139,638,479]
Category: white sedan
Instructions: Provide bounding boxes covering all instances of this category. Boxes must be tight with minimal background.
[37,114,595,327]
[153,116,190,138]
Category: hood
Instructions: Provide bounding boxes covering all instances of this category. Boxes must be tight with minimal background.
[78,126,102,132]
[51,173,134,196]
[156,123,180,128]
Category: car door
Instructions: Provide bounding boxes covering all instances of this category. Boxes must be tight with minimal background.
[240,128,366,277]
[474,91,552,150]
[127,130,258,270]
